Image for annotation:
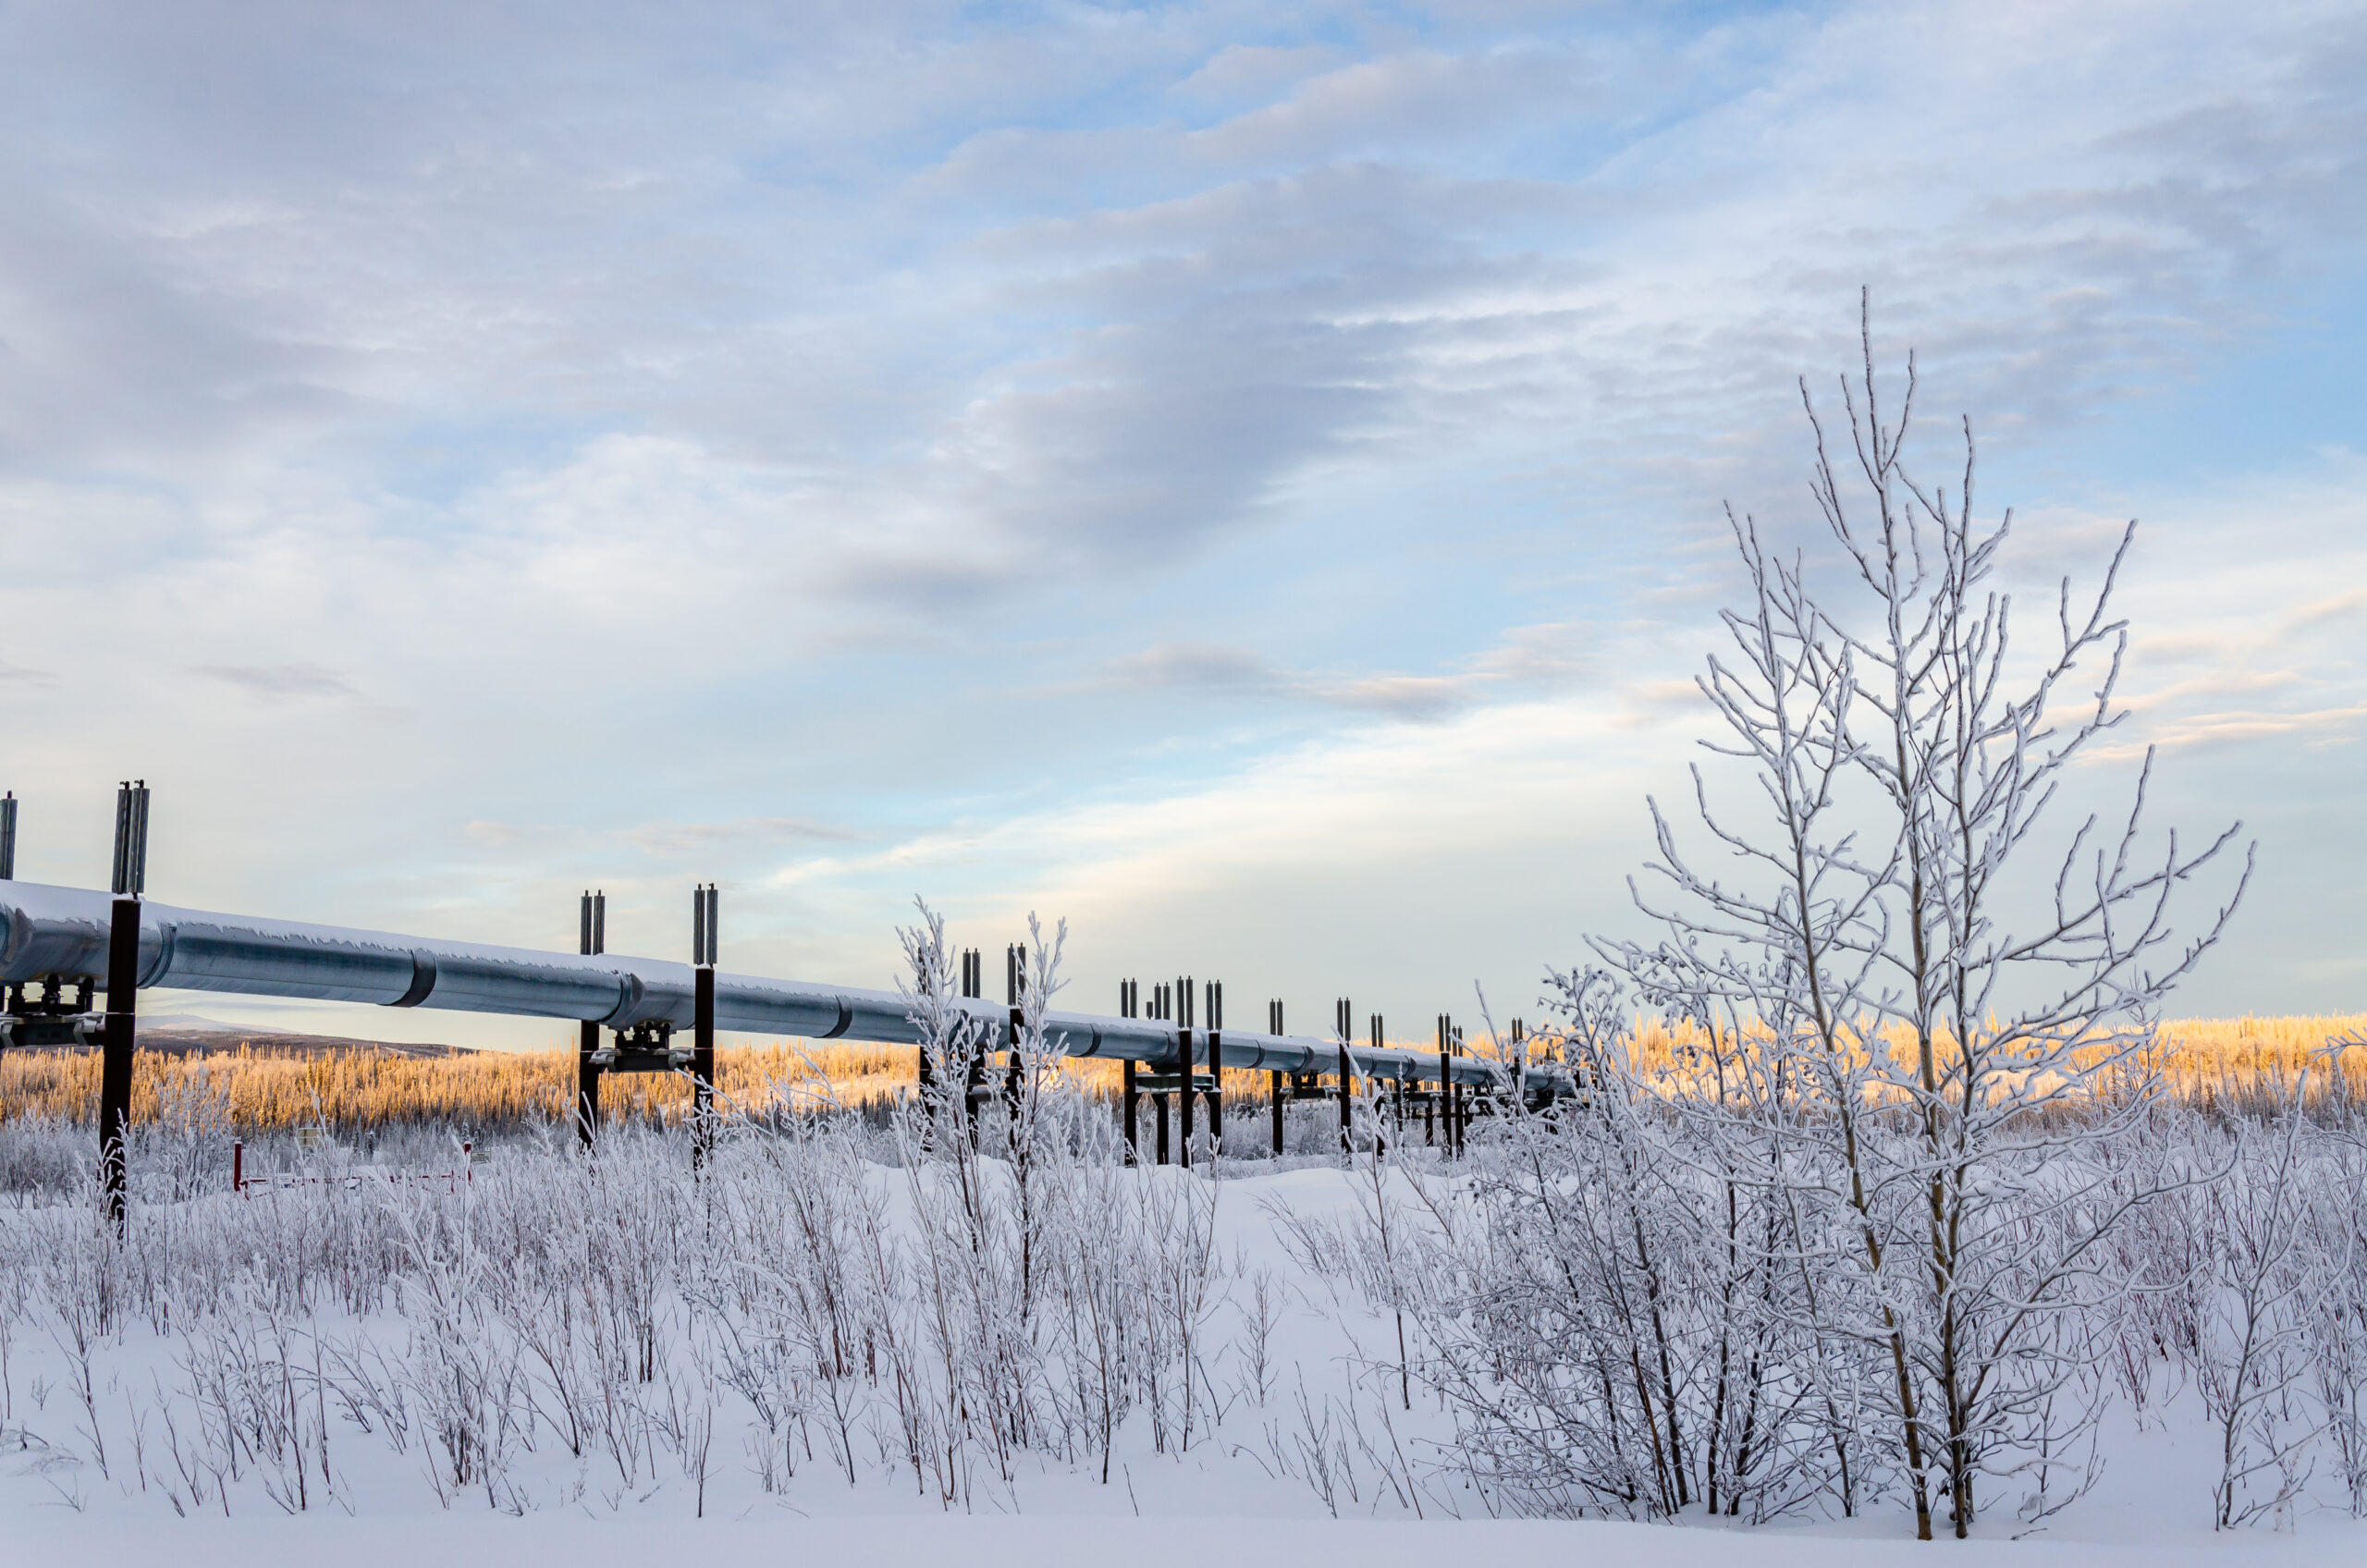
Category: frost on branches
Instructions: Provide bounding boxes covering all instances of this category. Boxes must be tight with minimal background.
[1401,303,2310,1539]
[5,324,2367,1544]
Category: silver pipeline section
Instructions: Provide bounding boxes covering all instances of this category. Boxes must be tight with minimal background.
[0,880,1558,1095]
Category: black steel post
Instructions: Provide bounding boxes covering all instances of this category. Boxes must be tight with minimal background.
[925,949,968,1107]
[1122,978,1139,1166]
[1268,998,1285,1158]
[1335,997,1353,1152]
[1386,1013,1406,1132]
[577,889,605,1148]
[0,790,16,880]
[1448,1033,1467,1156]
[1448,1021,1463,1156]
[1004,944,1024,1117]
[1431,1013,1445,1145]
[100,780,149,1235]
[692,884,717,1168]
[1178,974,1195,1168]
[1369,1012,1385,1157]
[1206,979,1221,1159]
[1122,1057,1138,1164]
[693,963,716,1161]
[964,947,990,1142]
[1152,983,1169,1164]
[101,895,139,1234]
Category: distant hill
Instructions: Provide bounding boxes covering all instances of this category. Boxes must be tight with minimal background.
[119,1015,474,1059]
[138,1011,293,1035]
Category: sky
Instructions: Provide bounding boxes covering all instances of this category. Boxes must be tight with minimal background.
[0,0,2361,1048]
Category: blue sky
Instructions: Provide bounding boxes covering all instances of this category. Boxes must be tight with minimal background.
[0,0,2360,1046]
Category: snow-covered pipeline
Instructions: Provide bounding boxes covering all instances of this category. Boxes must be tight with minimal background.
[0,881,1550,1092]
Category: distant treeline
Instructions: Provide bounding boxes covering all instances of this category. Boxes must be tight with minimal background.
[2,1014,2359,1133]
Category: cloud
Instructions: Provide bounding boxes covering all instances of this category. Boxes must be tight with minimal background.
[1170,44,1344,112]
[626,816,868,858]
[771,690,1673,900]
[2096,703,2367,758]
[190,663,365,701]
[1181,49,1584,168]
[1099,619,1597,721]
[0,0,2360,1038]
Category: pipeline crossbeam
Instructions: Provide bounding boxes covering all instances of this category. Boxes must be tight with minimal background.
[0,881,1557,1094]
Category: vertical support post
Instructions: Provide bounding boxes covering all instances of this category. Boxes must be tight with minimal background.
[693,963,716,1158]
[1178,973,1195,1169]
[1386,1013,1405,1132]
[1448,1020,1464,1156]
[963,948,987,1141]
[1268,998,1285,1158]
[577,889,605,1149]
[1205,979,1222,1161]
[1004,944,1024,1118]
[925,949,966,1108]
[231,1138,244,1195]
[1511,1018,1526,1109]
[93,946,132,1225]
[1368,1012,1386,1157]
[1121,979,1139,1167]
[692,883,717,1169]
[1335,997,1353,1153]
[1432,1013,1446,1145]
[1154,982,1171,1166]
[0,790,16,880]
[110,779,150,902]
[100,780,149,1235]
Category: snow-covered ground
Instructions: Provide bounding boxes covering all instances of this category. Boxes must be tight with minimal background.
[4,1142,2362,1566]
[12,1505,2366,1568]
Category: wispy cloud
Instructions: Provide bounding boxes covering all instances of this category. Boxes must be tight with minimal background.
[627,817,868,858]
[190,664,365,702]
[1101,619,1595,720]
[1103,643,1469,719]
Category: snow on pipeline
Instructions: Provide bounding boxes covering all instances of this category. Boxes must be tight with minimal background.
[4,1094,2367,1568]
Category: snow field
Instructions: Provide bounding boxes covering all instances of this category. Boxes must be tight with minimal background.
[0,1100,2363,1566]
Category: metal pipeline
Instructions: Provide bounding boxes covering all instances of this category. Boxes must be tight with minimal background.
[0,881,1555,1094]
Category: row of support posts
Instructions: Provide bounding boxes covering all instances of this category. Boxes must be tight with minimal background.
[2,786,739,1227]
[0,780,1531,1217]
[0,778,1556,1305]
[914,941,1037,1143]
[1118,977,1227,1167]
[1117,986,1491,1165]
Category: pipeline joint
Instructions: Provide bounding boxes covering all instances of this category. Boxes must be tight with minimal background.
[387,950,438,1009]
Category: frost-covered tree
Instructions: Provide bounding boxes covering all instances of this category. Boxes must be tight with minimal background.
[1598,298,2251,1537]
